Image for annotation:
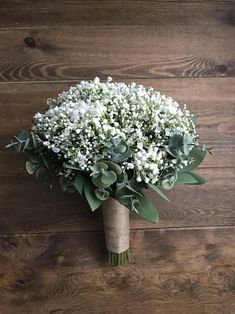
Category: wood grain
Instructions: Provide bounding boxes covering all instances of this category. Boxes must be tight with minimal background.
[0,25,234,81]
[1,78,234,172]
[0,1,234,313]
[0,227,235,313]
[0,0,234,28]
[0,168,234,234]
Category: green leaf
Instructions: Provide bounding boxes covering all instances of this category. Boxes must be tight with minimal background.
[17,129,30,141]
[25,161,34,175]
[134,193,159,223]
[106,137,131,162]
[64,163,81,171]
[175,172,206,185]
[90,162,108,173]
[84,181,102,211]
[101,171,117,186]
[74,172,86,195]
[101,160,122,175]
[125,184,143,198]
[191,115,198,124]
[147,183,171,203]
[92,170,117,188]
[180,148,206,172]
[161,171,178,190]
[183,135,194,156]
[95,188,110,201]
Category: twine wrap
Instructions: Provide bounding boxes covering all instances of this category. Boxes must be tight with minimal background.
[102,198,130,265]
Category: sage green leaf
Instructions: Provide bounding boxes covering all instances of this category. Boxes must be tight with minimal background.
[191,115,198,123]
[168,134,183,148]
[161,171,178,190]
[23,137,30,151]
[106,137,131,162]
[183,135,194,156]
[175,172,206,185]
[74,172,86,195]
[125,184,143,198]
[31,132,38,148]
[101,160,122,175]
[95,188,110,201]
[17,129,30,141]
[101,171,117,186]
[116,171,128,190]
[92,170,117,188]
[25,161,34,175]
[180,148,206,172]
[84,182,102,211]
[162,179,174,190]
[147,183,171,203]
[64,163,81,171]
[134,193,159,223]
[90,162,108,174]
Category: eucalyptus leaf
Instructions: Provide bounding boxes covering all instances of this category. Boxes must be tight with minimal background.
[64,163,82,171]
[180,148,206,172]
[133,193,159,223]
[147,183,171,203]
[191,115,198,124]
[91,161,117,188]
[25,161,35,175]
[17,129,30,141]
[95,188,110,200]
[106,137,131,162]
[74,172,86,195]
[175,172,206,185]
[101,160,122,175]
[84,181,102,211]
[161,170,178,190]
[125,184,143,198]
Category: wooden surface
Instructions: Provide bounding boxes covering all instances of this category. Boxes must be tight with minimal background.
[0,1,235,313]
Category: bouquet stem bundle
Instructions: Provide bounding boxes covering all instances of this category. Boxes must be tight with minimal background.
[102,198,130,266]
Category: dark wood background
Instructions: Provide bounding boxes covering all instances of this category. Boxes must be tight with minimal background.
[0,1,235,313]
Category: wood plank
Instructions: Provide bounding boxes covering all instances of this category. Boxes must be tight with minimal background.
[0,0,234,28]
[0,25,234,81]
[0,227,235,313]
[0,168,234,234]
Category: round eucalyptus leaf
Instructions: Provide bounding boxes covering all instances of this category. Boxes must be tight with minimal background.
[25,161,35,175]
[95,188,110,200]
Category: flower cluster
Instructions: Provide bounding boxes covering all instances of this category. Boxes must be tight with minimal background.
[33,77,197,184]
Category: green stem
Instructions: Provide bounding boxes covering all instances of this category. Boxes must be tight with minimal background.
[108,249,130,266]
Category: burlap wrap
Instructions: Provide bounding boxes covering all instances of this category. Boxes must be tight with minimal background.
[102,198,130,254]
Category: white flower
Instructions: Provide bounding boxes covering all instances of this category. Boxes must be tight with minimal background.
[93,77,100,84]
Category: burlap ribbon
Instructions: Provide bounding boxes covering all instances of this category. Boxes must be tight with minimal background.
[102,198,130,254]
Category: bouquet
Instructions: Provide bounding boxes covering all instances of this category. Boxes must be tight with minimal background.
[7,77,209,265]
